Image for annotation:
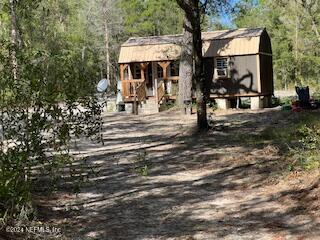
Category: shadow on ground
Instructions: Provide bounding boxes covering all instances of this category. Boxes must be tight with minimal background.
[33,108,319,240]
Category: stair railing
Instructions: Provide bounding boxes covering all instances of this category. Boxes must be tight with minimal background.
[136,81,146,102]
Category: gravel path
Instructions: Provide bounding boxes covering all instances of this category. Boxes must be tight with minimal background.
[35,108,319,240]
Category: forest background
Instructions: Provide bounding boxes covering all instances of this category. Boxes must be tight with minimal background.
[2,0,318,92]
[0,0,319,226]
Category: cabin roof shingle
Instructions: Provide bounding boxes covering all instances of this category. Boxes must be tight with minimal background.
[119,27,267,63]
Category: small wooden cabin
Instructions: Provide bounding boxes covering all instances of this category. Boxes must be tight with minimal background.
[118,27,273,113]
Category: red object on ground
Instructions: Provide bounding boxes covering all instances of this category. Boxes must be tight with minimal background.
[292,101,302,112]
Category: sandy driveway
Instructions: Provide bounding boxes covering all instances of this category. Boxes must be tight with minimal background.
[34,108,319,240]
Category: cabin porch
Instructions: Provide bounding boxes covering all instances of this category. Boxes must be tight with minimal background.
[119,61,179,114]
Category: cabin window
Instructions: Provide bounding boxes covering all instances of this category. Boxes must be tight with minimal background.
[157,64,163,78]
[215,58,229,78]
[170,61,180,76]
[133,64,141,79]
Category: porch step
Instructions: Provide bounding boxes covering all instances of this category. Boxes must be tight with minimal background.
[138,97,159,115]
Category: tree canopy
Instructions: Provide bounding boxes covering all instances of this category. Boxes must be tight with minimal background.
[233,0,320,89]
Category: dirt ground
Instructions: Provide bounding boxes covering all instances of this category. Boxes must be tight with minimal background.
[31,108,320,240]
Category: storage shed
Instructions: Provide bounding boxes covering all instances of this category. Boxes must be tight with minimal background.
[118,27,273,113]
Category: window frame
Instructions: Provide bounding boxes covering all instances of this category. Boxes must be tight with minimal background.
[214,57,230,79]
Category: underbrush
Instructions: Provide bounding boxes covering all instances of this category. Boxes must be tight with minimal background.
[0,101,102,230]
[159,99,176,111]
[256,112,320,171]
[312,86,320,100]
[0,150,32,225]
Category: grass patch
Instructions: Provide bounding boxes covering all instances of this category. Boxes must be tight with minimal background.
[239,111,320,171]
[133,150,150,177]
[159,99,176,112]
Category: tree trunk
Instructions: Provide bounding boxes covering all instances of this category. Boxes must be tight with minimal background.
[294,0,299,86]
[178,15,193,113]
[311,17,320,42]
[9,0,18,81]
[176,0,208,130]
[191,0,208,130]
[103,0,110,82]
[104,22,110,81]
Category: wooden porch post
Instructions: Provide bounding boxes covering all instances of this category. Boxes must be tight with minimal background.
[132,63,138,114]
[140,63,147,80]
[158,61,171,79]
[158,61,171,94]
[119,64,124,81]
[120,64,126,98]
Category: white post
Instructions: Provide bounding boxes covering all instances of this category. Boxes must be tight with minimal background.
[155,78,158,102]
[216,99,231,110]
[251,96,263,110]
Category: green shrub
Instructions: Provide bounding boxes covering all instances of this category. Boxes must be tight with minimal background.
[207,99,217,110]
[240,98,251,109]
[160,100,176,111]
[272,97,281,107]
[133,151,150,177]
[312,86,320,100]
[279,96,294,106]
[238,112,320,171]
[257,113,320,171]
[0,41,103,227]
[0,150,31,224]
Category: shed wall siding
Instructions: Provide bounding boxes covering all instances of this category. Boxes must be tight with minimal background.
[206,55,259,96]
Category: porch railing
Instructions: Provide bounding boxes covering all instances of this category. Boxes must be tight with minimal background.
[122,79,145,99]
[121,77,178,103]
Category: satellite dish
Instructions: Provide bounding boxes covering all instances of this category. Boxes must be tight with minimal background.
[97,78,109,92]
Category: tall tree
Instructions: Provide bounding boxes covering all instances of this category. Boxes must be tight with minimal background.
[176,0,208,129]
[176,0,228,130]
[103,0,111,83]
[119,0,183,37]
[9,0,19,81]
[178,16,193,113]
[82,0,123,91]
